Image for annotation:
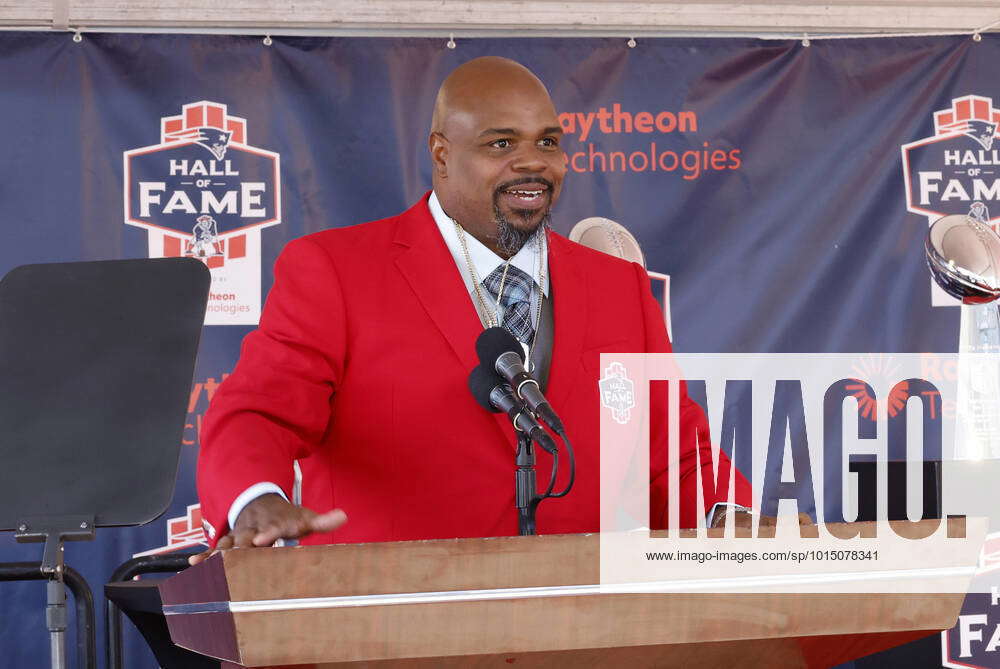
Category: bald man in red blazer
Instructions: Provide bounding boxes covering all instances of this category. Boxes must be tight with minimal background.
[196,57,752,552]
[197,191,751,547]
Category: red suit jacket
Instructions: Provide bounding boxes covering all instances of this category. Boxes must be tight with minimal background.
[198,194,750,546]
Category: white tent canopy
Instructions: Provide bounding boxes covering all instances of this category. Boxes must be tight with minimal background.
[0,1,998,38]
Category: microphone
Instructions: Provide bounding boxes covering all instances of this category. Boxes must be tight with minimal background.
[468,365,557,455]
[475,327,565,434]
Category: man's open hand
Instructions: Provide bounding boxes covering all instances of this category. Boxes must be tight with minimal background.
[189,494,347,565]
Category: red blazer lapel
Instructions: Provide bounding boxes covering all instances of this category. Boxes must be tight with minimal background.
[545,232,588,414]
[393,195,482,373]
[392,194,516,443]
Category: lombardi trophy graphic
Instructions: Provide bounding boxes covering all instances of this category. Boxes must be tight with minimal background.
[926,202,1000,458]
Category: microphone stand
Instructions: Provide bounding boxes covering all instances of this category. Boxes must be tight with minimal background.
[515,430,539,535]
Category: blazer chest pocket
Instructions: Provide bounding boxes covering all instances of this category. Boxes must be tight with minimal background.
[580,340,632,378]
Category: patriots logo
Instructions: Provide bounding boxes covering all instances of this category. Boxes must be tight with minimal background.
[966,119,998,151]
[186,214,223,259]
[164,125,234,160]
[932,96,1000,151]
[193,127,233,160]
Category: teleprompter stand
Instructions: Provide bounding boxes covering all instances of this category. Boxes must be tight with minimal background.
[0,258,209,669]
[14,516,96,669]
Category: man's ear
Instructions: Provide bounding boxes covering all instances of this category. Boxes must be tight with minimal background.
[428,132,449,177]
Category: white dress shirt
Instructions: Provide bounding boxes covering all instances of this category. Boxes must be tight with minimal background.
[428,191,549,323]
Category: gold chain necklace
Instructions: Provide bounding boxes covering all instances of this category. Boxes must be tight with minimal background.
[453,219,545,354]
[454,219,499,328]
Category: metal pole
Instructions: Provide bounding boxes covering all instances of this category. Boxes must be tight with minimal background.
[47,578,67,669]
[515,431,538,536]
[0,562,95,669]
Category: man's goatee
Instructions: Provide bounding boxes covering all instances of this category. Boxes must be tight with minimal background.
[494,206,551,256]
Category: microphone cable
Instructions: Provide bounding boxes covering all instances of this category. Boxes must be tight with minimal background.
[542,430,575,499]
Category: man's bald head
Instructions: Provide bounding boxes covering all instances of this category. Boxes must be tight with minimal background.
[431,57,554,135]
[428,58,567,258]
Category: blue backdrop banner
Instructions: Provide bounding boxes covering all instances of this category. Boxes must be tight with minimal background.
[1,31,998,669]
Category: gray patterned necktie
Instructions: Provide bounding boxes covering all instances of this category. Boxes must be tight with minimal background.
[483,264,536,343]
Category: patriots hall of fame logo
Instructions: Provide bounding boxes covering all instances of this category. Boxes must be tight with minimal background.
[902,94,1000,307]
[940,531,1000,669]
[123,101,282,325]
[599,361,636,424]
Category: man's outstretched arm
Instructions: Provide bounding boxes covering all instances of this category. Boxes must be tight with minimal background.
[196,236,349,549]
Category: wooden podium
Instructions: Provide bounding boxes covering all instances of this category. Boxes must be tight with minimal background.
[160,530,968,668]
